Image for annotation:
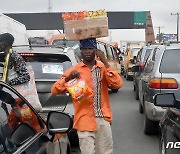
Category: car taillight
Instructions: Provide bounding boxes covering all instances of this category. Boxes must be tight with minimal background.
[20,53,34,56]
[149,78,178,89]
[139,62,145,69]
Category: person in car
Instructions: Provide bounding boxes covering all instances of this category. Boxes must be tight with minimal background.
[0,33,30,85]
[0,90,41,132]
[51,38,123,154]
[0,90,68,154]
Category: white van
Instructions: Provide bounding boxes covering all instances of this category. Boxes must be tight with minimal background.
[0,13,29,45]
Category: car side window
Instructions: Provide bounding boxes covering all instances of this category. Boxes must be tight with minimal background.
[144,48,156,73]
[105,45,114,60]
[0,86,43,153]
[97,43,108,59]
[136,49,142,62]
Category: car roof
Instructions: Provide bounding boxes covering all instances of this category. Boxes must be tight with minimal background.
[165,43,180,50]
[13,46,79,66]
[14,46,65,54]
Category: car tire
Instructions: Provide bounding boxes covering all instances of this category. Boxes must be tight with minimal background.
[126,74,131,80]
[143,112,158,135]
[67,142,71,154]
[133,84,135,91]
[160,134,166,154]
[123,73,126,78]
[111,89,118,93]
[135,87,139,100]
[139,102,143,113]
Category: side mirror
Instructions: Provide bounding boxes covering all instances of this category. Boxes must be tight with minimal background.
[154,93,179,108]
[47,111,73,133]
[11,123,36,146]
[131,65,140,72]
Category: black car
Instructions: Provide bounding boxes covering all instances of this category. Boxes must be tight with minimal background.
[154,93,180,154]
[0,81,73,154]
[133,45,158,100]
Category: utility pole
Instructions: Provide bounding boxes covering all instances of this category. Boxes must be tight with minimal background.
[171,13,179,41]
[47,0,53,36]
[155,26,164,43]
[109,29,112,42]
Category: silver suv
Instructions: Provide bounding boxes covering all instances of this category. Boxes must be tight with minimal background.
[134,43,180,134]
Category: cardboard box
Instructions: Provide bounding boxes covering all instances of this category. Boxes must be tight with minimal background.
[64,17,109,40]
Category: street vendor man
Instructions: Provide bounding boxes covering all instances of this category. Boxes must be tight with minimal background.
[51,38,123,154]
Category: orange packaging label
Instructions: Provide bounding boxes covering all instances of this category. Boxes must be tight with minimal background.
[65,78,93,103]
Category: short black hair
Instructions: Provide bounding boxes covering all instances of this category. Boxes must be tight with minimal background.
[0,33,14,46]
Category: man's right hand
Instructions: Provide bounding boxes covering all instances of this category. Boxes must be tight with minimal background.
[65,70,80,82]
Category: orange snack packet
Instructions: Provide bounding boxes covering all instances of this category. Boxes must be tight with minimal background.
[65,78,93,103]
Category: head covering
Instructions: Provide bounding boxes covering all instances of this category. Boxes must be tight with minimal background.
[0,33,14,46]
[80,38,97,49]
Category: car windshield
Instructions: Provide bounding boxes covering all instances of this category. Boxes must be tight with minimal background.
[22,54,72,80]
[30,37,47,45]
[160,49,180,73]
[131,48,140,58]
[52,40,82,59]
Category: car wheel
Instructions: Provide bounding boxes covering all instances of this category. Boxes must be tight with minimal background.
[133,84,135,91]
[67,142,71,154]
[111,89,118,93]
[126,74,131,80]
[143,112,158,135]
[135,87,139,100]
[123,72,126,78]
[160,135,166,154]
[139,101,143,113]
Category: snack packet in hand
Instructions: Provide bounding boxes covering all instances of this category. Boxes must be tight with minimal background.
[65,78,93,103]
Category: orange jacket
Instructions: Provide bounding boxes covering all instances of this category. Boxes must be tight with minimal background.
[51,61,123,131]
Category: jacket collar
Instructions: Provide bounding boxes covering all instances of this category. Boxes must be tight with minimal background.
[79,60,102,68]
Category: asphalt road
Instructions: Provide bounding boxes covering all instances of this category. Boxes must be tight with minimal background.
[71,78,159,154]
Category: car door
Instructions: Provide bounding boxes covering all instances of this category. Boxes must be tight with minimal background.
[162,108,180,154]
[138,48,157,105]
[0,82,54,154]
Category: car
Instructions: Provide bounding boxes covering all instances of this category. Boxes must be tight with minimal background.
[124,47,141,80]
[0,45,80,146]
[133,45,158,100]
[97,39,121,93]
[13,45,80,113]
[154,93,180,154]
[133,43,180,135]
[0,81,73,154]
[29,37,49,46]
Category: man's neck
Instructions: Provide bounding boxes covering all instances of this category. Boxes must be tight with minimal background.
[83,60,96,69]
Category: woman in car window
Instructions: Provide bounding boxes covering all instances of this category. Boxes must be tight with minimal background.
[0,91,41,132]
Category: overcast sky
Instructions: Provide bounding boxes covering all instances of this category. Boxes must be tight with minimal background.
[0,0,180,43]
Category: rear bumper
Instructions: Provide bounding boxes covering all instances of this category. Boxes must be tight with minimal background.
[145,101,166,121]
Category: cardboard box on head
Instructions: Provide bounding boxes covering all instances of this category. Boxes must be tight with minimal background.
[63,10,109,40]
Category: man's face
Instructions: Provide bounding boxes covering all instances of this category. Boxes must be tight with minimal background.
[81,47,96,62]
[0,41,6,52]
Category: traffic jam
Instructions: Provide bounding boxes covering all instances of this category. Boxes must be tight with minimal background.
[0,1,180,154]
